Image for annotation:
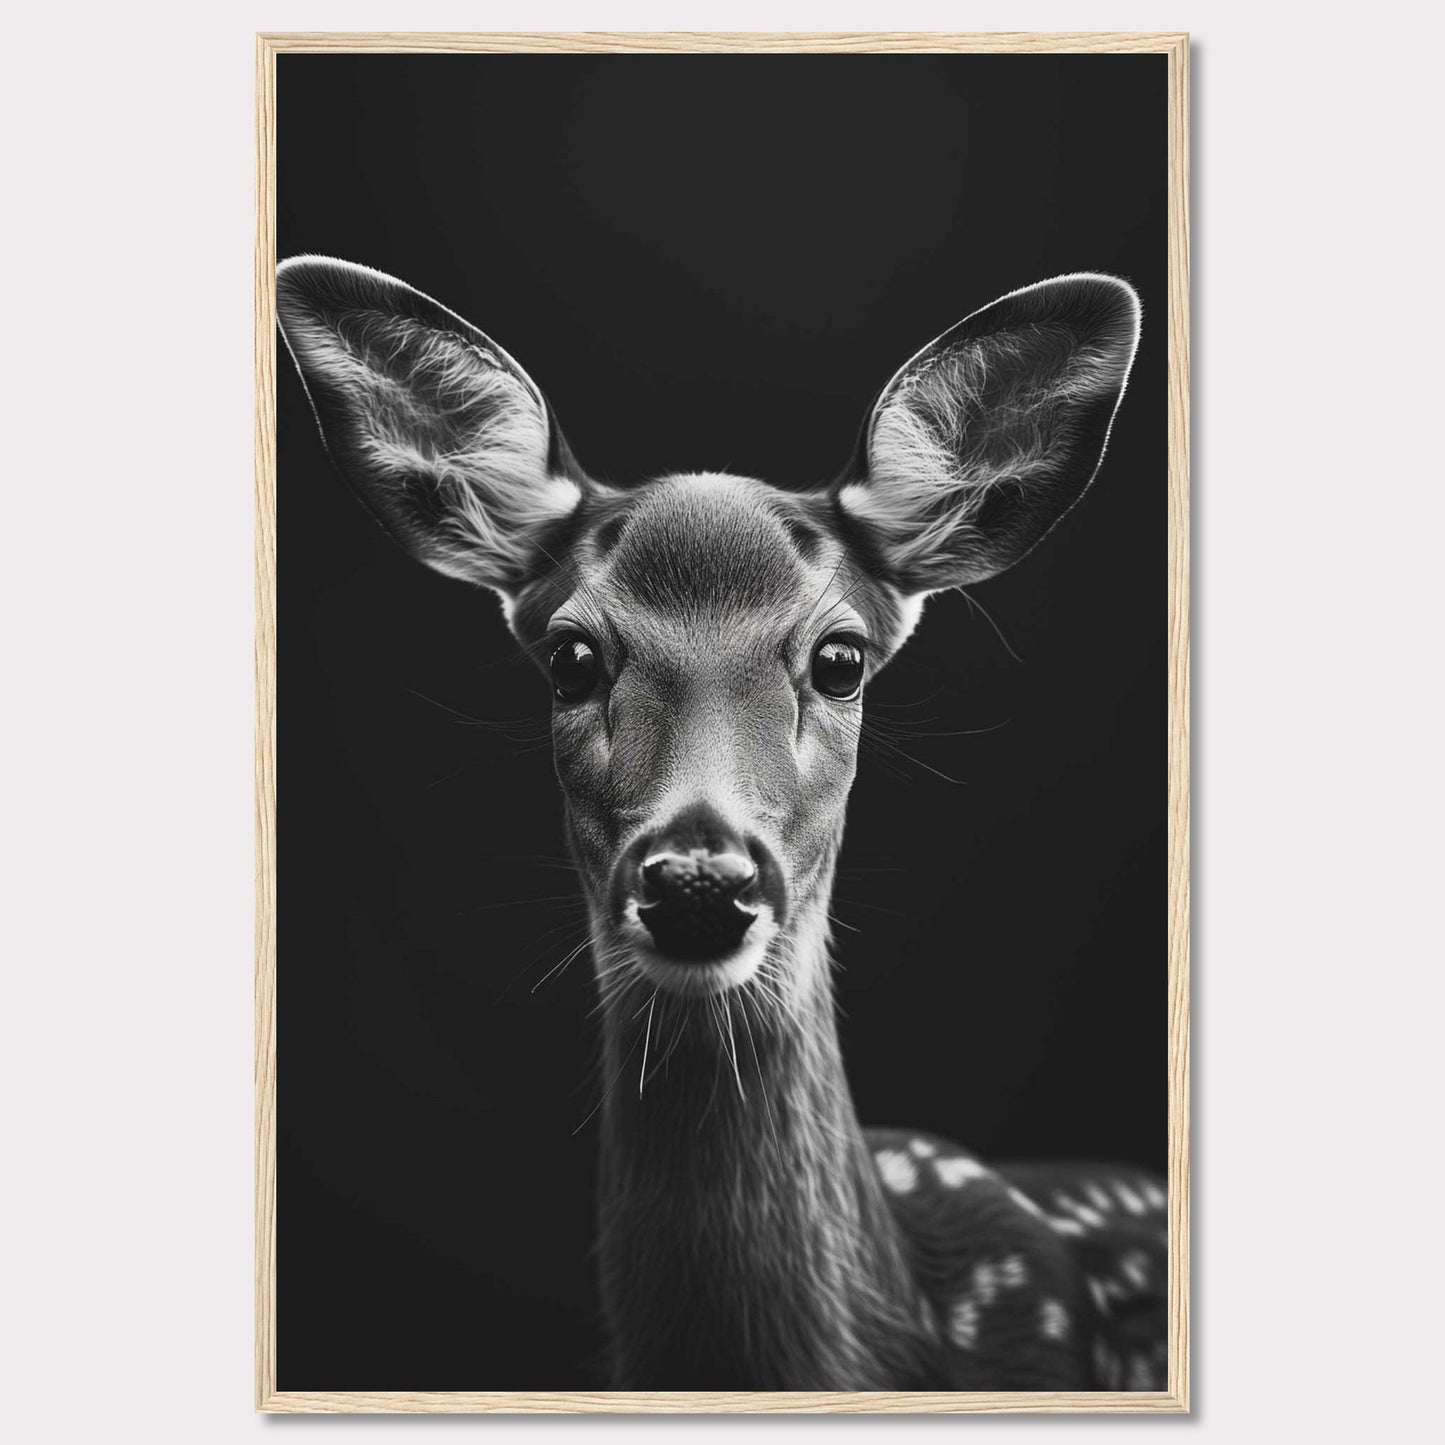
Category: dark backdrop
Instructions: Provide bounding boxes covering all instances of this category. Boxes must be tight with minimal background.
[275,52,1168,1390]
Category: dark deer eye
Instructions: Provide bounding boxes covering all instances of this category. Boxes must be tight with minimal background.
[550,636,600,703]
[811,637,865,700]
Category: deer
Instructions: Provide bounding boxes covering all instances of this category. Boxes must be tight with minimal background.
[276,256,1168,1393]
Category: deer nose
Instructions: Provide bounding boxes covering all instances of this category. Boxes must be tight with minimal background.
[637,850,759,961]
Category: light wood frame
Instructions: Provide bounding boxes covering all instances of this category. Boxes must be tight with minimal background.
[254,29,1190,1415]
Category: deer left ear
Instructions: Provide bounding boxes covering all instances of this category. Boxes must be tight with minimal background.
[276,255,584,602]
[839,274,1141,592]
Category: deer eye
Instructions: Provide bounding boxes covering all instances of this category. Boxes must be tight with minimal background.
[550,635,601,703]
[811,637,865,700]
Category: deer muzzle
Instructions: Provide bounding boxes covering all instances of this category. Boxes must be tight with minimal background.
[637,850,759,960]
[618,802,782,965]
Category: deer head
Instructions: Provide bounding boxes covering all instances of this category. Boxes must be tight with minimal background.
[277,258,1139,1035]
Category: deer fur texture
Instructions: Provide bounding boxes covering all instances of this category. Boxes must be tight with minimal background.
[278,256,1166,1392]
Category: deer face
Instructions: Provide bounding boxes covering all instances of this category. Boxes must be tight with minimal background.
[278,259,1139,1013]
[511,471,913,1000]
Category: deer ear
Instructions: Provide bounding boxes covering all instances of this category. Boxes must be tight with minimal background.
[840,274,1141,592]
[276,255,583,597]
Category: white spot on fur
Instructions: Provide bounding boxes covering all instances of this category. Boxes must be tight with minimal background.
[947,1298,980,1349]
[1008,1186,1045,1219]
[908,1137,938,1158]
[1094,1338,1121,1388]
[1127,1354,1157,1390]
[934,1155,988,1188]
[971,1262,1000,1306]
[1055,1192,1107,1228]
[875,1149,919,1194]
[1085,1182,1113,1211]
[1087,1277,1113,1314]
[965,1254,1030,1314]
[1143,1181,1167,1210]
[1120,1250,1151,1288]
[1039,1298,1071,1341]
[1115,1181,1148,1214]
[944,1251,1035,1354]
[1048,1216,1085,1237]
[997,1254,1028,1288]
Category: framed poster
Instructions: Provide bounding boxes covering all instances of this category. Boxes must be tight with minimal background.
[255,30,1189,1414]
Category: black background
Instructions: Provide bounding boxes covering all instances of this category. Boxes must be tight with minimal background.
[276,53,1167,1390]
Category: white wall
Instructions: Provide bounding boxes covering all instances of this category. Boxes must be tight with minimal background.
[4,1,1440,1439]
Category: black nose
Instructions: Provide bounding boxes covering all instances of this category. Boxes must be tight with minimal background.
[638,850,758,961]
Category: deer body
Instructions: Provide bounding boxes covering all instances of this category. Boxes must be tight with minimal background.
[278,257,1166,1391]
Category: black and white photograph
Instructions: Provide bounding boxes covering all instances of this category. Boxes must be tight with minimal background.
[267,40,1180,1404]
[19,4,1445,1440]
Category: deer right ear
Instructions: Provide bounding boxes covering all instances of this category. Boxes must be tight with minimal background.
[839,274,1141,593]
[276,256,583,599]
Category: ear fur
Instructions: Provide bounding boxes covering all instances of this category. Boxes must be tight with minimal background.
[276,255,582,596]
[839,273,1141,592]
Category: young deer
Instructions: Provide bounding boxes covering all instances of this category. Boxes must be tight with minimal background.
[277,257,1167,1392]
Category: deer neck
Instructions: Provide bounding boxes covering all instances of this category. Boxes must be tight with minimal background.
[593,884,933,1390]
